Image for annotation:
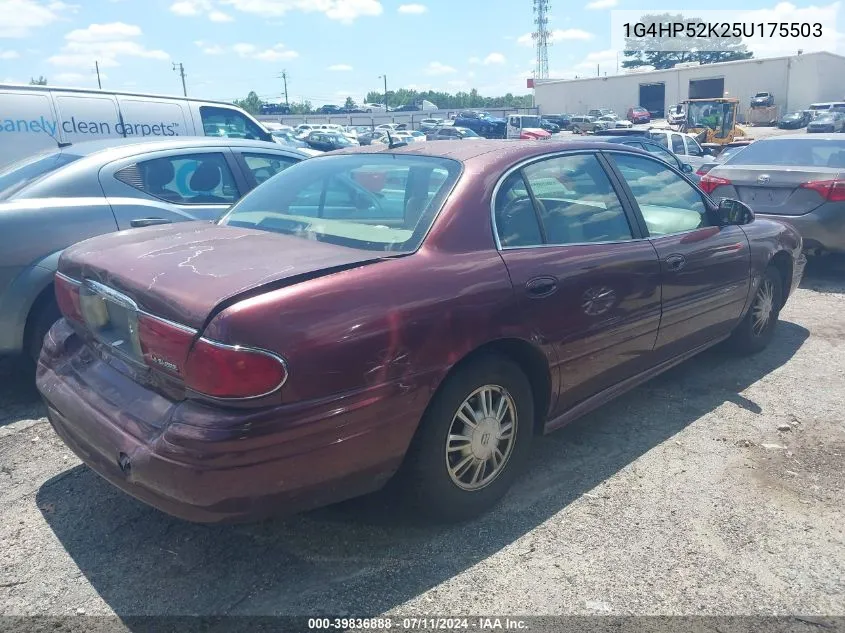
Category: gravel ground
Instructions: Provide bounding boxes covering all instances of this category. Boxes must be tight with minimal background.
[1,257,844,625]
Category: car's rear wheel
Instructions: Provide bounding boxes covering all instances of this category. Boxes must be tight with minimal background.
[730,266,783,354]
[400,355,534,521]
[24,294,61,369]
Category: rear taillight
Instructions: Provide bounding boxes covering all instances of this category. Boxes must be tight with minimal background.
[54,273,83,323]
[138,313,195,377]
[800,178,845,202]
[137,315,286,399]
[699,174,732,194]
[183,339,288,399]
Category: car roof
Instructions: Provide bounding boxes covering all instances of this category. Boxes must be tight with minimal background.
[332,139,648,166]
[754,133,843,140]
[51,136,293,160]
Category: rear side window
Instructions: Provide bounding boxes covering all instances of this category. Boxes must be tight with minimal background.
[199,106,269,141]
[671,134,685,154]
[495,154,633,247]
[724,139,845,167]
[0,152,82,200]
[115,152,240,204]
[652,133,669,149]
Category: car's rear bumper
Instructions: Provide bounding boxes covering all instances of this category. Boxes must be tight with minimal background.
[758,205,845,254]
[36,320,428,523]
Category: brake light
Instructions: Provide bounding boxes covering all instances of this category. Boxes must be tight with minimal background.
[699,174,732,194]
[54,273,83,323]
[183,338,287,399]
[800,178,845,202]
[137,313,195,377]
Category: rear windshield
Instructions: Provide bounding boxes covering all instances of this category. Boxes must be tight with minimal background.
[724,138,845,168]
[219,154,461,253]
[0,151,82,200]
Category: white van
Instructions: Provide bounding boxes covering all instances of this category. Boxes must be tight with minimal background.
[0,83,275,167]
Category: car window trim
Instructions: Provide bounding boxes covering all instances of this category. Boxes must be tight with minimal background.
[490,148,646,251]
[600,149,716,239]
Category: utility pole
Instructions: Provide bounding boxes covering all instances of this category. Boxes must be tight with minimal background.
[379,74,388,109]
[172,62,187,97]
[94,61,102,89]
[281,69,289,106]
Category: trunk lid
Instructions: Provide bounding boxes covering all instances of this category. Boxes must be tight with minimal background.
[59,221,387,329]
[709,166,843,216]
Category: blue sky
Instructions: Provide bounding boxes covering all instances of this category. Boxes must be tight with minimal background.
[1,0,843,106]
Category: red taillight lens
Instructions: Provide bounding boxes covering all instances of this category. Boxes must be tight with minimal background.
[138,314,195,377]
[696,165,712,176]
[800,178,845,202]
[54,273,83,323]
[699,174,732,194]
[183,338,287,399]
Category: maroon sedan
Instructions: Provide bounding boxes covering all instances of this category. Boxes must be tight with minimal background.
[627,106,651,124]
[37,140,805,523]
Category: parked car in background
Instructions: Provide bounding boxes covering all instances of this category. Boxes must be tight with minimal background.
[317,105,343,115]
[357,130,388,145]
[627,107,651,124]
[0,138,310,364]
[0,83,276,168]
[260,103,291,115]
[668,104,685,125]
[426,126,482,141]
[569,115,607,134]
[600,115,633,129]
[694,140,754,176]
[270,129,316,151]
[588,108,616,120]
[540,119,560,134]
[542,114,572,130]
[778,111,812,129]
[303,131,356,152]
[700,134,845,253]
[362,103,387,113]
[751,92,775,108]
[419,118,445,131]
[807,112,845,133]
[646,128,713,171]
[38,139,804,524]
[452,111,507,138]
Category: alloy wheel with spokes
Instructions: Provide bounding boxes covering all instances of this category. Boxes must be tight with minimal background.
[445,384,517,491]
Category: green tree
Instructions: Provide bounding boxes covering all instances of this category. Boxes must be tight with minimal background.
[622,13,753,70]
[30,76,48,85]
[364,88,533,110]
[344,96,356,110]
[288,100,312,114]
[232,90,263,115]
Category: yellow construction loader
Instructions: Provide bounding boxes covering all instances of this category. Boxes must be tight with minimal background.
[674,98,746,147]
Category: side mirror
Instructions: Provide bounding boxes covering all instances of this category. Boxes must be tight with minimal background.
[682,162,694,174]
[717,198,754,226]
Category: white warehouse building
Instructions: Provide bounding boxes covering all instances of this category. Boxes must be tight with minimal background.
[534,51,845,119]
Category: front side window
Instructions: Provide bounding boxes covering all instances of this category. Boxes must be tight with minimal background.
[116,152,239,204]
[639,142,680,168]
[220,155,460,253]
[686,136,705,156]
[611,153,708,237]
[494,153,633,247]
[199,106,269,141]
[242,153,300,185]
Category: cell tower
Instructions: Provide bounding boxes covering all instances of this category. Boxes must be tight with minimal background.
[532,0,550,79]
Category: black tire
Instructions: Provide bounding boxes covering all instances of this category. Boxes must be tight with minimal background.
[26,296,61,365]
[399,354,534,522]
[730,266,783,355]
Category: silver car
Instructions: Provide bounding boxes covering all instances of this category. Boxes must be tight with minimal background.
[0,137,310,362]
[700,134,845,254]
